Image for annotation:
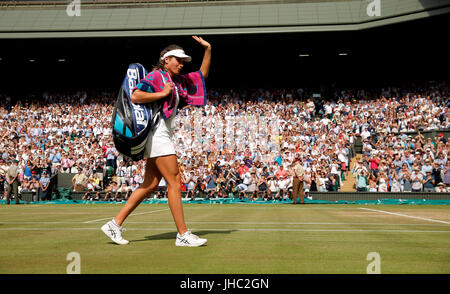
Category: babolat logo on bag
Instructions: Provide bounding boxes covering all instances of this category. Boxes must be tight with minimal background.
[112,63,160,161]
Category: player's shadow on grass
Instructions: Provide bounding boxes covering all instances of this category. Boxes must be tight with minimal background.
[132,230,237,242]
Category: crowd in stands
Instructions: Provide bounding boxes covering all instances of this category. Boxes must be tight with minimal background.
[0,80,449,202]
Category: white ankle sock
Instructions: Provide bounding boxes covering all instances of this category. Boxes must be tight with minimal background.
[111,219,121,228]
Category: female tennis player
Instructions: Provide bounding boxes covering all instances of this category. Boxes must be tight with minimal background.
[102,36,211,247]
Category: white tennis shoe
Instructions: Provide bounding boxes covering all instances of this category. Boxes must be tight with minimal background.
[101,220,129,245]
[175,230,207,247]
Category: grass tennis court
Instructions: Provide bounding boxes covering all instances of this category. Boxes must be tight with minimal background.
[1,203,449,274]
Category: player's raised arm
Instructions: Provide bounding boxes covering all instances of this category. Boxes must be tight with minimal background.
[192,36,211,79]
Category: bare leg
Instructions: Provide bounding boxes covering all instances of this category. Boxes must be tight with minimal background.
[114,158,161,226]
[154,155,187,235]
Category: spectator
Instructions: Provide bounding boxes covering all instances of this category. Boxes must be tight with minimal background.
[216,171,227,198]
[277,174,290,201]
[238,161,249,177]
[432,162,443,186]
[105,145,117,172]
[435,182,446,192]
[317,171,328,192]
[237,169,251,194]
[6,159,20,205]
[116,160,127,187]
[38,171,51,201]
[356,170,369,192]
[303,171,313,199]
[257,174,270,200]
[328,174,340,192]
[190,177,205,199]
[91,173,102,190]
[378,177,388,193]
[434,152,446,168]
[411,167,424,192]
[368,173,378,192]
[247,172,258,200]
[422,171,435,192]
[443,161,450,186]
[421,159,434,175]
[103,181,118,201]
[267,176,278,199]
[186,171,196,198]
[291,155,305,204]
[204,170,218,199]
[130,181,138,194]
[353,158,367,175]
[115,182,131,201]
[369,153,380,178]
[72,169,88,192]
[30,178,40,201]
[95,159,105,188]
[390,170,402,192]
[60,155,73,173]
[70,161,79,174]
[401,173,413,192]
[23,161,33,181]
[275,164,288,180]
[309,171,318,193]
[0,159,6,198]
[83,178,97,200]
[20,178,32,193]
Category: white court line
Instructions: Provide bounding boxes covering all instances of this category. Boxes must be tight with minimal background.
[358,208,450,225]
[0,227,449,233]
[183,206,357,210]
[0,221,448,226]
[83,208,170,223]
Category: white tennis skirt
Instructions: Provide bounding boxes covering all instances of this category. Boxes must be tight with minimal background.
[144,118,176,159]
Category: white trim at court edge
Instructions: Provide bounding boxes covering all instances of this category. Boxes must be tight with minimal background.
[358,208,450,225]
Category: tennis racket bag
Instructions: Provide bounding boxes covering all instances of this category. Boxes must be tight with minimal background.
[112,63,161,161]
